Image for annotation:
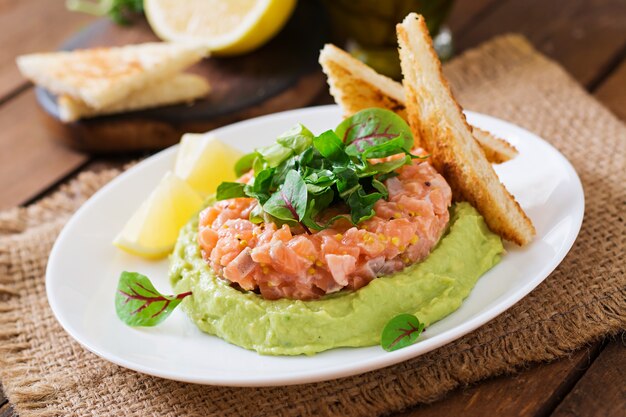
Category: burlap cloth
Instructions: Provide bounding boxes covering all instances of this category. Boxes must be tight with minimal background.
[0,35,624,417]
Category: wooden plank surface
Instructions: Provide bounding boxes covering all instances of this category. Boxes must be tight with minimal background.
[455,0,626,87]
[0,90,88,209]
[0,404,13,417]
[446,0,500,35]
[551,338,626,417]
[594,60,626,120]
[400,343,604,417]
[0,1,624,417]
[0,0,95,100]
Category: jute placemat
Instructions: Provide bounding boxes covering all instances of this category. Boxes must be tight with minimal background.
[1,35,624,417]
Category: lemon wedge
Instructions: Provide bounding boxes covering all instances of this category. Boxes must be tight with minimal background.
[113,172,203,259]
[174,133,243,196]
[144,0,297,55]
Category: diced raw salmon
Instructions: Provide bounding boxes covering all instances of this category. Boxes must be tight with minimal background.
[197,153,451,300]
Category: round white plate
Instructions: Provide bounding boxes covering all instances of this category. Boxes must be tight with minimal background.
[46,105,584,387]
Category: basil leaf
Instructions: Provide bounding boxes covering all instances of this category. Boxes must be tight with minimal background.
[271,156,298,189]
[115,271,191,327]
[216,182,246,200]
[346,188,382,224]
[334,167,361,198]
[216,109,421,232]
[362,155,412,175]
[263,170,309,232]
[371,178,388,199]
[234,152,257,176]
[276,123,314,154]
[257,143,293,168]
[313,130,349,165]
[381,314,425,352]
[302,188,335,230]
[249,203,266,224]
[243,168,274,203]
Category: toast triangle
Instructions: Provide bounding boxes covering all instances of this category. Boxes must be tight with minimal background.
[397,13,535,245]
[58,73,210,122]
[319,43,518,164]
[17,42,207,109]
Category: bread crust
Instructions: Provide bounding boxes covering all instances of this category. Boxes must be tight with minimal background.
[58,73,210,122]
[16,42,207,109]
[397,14,535,245]
[319,43,518,164]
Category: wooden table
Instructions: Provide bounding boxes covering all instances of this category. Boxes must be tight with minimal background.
[0,1,624,416]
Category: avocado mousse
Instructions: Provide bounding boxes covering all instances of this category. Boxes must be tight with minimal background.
[170,202,503,355]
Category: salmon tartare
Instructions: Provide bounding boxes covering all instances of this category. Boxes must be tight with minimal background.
[198,155,452,300]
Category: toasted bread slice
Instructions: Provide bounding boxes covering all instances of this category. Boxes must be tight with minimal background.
[319,43,518,164]
[58,73,210,122]
[471,127,518,164]
[16,42,207,109]
[397,14,534,245]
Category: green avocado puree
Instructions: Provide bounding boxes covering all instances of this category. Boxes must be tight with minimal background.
[169,202,503,355]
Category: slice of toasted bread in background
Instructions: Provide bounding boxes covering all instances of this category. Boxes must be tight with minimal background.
[397,14,535,245]
[319,43,518,164]
[471,127,518,164]
[320,44,408,119]
[16,42,207,109]
[58,73,210,122]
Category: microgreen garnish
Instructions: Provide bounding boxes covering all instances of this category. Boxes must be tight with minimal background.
[215,108,424,230]
[115,271,191,327]
[381,314,426,352]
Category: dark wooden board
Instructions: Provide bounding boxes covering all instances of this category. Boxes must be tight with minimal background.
[551,338,626,417]
[36,0,329,153]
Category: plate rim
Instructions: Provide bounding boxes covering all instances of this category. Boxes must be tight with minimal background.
[45,104,585,386]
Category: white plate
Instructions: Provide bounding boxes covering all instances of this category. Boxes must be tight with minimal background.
[46,105,584,387]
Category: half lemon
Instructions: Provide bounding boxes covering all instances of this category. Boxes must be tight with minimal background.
[144,0,297,55]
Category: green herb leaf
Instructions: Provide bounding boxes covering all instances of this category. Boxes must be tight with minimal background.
[362,155,413,176]
[248,203,266,224]
[313,130,349,165]
[346,188,382,224]
[371,178,389,199]
[234,152,257,176]
[381,314,425,352]
[115,271,191,327]
[216,108,418,232]
[257,143,292,168]
[263,170,310,233]
[271,156,299,189]
[276,123,314,154]
[244,168,274,204]
[216,182,246,200]
[335,108,413,158]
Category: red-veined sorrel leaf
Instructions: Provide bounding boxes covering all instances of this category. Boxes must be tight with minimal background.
[335,108,413,159]
[262,170,311,234]
[115,271,191,327]
[381,314,425,351]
